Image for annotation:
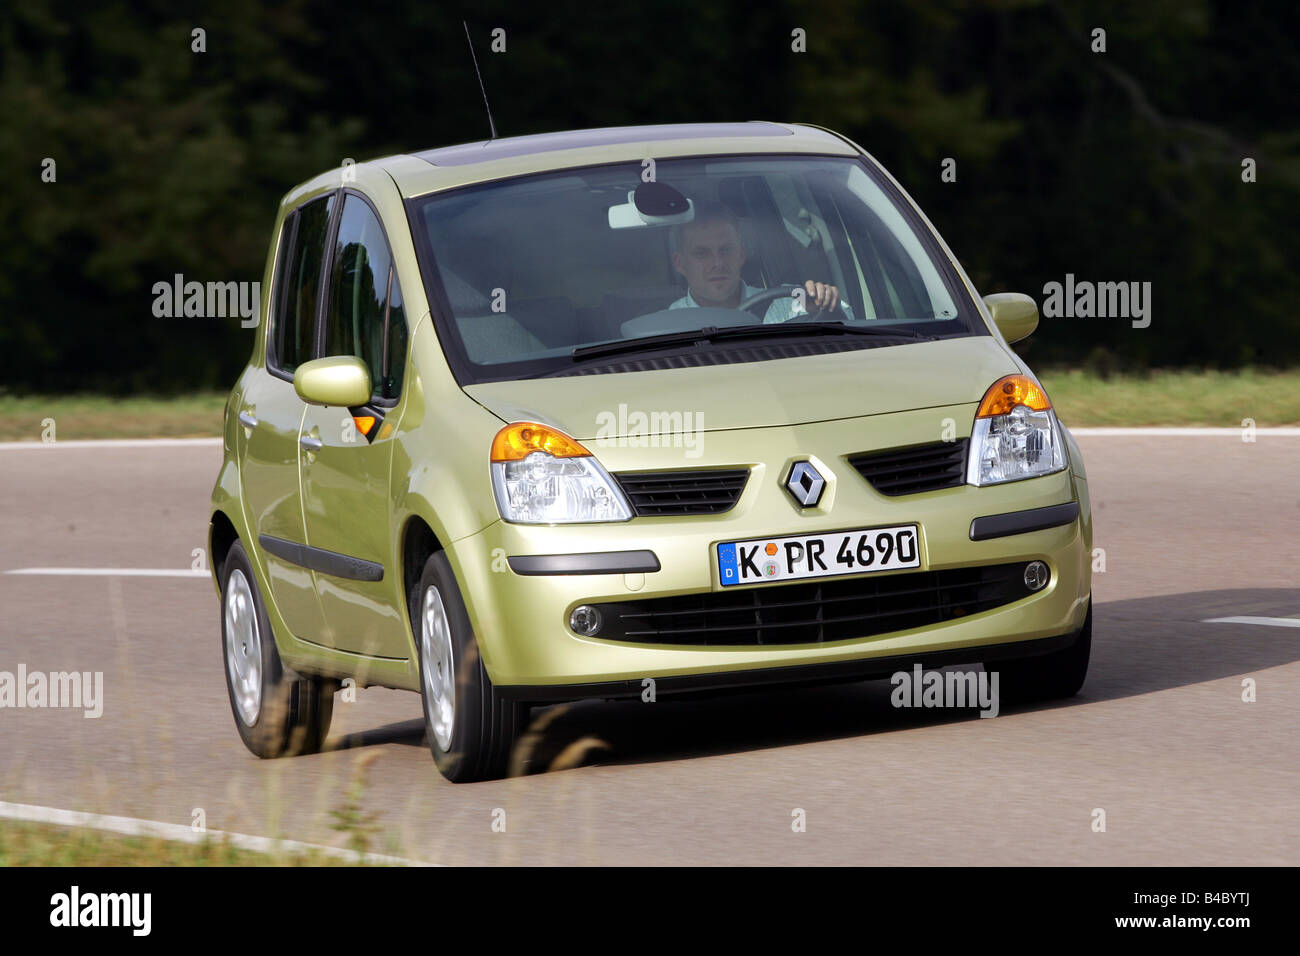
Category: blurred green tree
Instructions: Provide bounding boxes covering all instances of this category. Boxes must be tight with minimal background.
[1,0,1296,393]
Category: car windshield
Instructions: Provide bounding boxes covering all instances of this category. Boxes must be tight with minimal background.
[408,154,982,383]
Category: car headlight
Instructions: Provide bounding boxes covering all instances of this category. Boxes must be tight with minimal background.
[490,422,632,523]
[966,375,1067,486]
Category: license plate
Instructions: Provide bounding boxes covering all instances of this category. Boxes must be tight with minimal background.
[716,524,920,587]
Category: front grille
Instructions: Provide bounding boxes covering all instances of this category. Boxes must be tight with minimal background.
[849,440,968,496]
[591,562,1035,646]
[613,468,749,516]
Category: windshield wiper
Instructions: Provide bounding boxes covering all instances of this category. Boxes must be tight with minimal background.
[571,326,728,361]
[570,321,936,362]
[710,321,939,343]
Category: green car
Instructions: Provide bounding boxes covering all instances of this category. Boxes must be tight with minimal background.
[210,122,1092,782]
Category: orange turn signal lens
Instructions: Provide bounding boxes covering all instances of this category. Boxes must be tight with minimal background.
[490,422,590,462]
[975,375,1052,418]
[351,415,377,437]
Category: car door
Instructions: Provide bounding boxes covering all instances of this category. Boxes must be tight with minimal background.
[237,193,336,644]
[299,191,411,659]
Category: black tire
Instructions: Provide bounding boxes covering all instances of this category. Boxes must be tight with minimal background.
[220,539,333,758]
[987,600,1092,705]
[410,551,525,782]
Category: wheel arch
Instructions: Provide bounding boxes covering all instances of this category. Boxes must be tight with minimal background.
[399,513,446,633]
[209,509,239,594]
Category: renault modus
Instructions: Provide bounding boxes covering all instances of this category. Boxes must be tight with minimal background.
[209,123,1093,782]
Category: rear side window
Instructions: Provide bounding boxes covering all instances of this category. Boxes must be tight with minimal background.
[323,194,407,401]
[272,194,335,374]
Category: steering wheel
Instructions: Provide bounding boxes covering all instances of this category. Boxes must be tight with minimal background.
[737,283,839,322]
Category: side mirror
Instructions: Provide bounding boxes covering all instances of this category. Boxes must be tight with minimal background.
[983,293,1039,344]
[293,356,371,407]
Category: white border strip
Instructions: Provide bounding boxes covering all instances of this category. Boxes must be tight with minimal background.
[0,438,223,450]
[1069,427,1300,436]
[2,430,1298,450]
[0,800,434,866]
[4,568,209,578]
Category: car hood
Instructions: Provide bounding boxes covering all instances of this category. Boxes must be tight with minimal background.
[463,335,1018,439]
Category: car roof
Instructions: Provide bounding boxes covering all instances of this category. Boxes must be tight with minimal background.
[367,122,861,198]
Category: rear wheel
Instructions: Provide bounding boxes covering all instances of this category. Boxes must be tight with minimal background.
[412,551,525,782]
[987,601,1092,705]
[221,539,333,757]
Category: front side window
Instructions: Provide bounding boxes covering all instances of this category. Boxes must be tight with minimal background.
[408,154,980,385]
[323,194,407,401]
[272,193,335,374]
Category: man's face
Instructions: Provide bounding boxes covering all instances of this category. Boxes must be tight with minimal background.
[672,219,746,307]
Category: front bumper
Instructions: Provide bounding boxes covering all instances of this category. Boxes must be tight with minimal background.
[447,408,1091,694]
[496,630,1084,702]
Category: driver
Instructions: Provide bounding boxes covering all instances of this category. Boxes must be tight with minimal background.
[667,201,842,323]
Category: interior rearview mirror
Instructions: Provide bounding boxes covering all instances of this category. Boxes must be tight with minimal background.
[608,181,695,229]
[983,293,1039,344]
[293,355,372,408]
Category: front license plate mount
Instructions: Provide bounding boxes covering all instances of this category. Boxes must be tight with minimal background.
[716,524,920,588]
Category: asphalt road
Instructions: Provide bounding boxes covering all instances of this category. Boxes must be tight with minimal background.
[2,434,1297,865]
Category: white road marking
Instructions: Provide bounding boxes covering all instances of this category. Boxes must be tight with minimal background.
[0,800,435,866]
[1069,427,1300,436]
[0,438,223,450]
[1203,616,1300,628]
[4,568,209,578]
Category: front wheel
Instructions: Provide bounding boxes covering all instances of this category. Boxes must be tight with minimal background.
[221,539,333,757]
[986,601,1092,705]
[412,551,526,782]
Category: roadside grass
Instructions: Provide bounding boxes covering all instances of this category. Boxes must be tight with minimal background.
[1040,368,1300,427]
[1,745,413,867]
[0,393,226,442]
[0,820,351,866]
[0,369,1297,440]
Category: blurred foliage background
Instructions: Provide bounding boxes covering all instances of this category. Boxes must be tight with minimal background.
[2,0,1297,394]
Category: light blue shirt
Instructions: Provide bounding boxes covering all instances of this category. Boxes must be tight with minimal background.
[669,281,853,323]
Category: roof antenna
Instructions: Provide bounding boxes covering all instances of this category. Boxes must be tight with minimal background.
[462,21,498,141]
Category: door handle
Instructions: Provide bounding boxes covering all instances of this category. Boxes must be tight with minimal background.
[299,435,323,452]
[238,411,258,429]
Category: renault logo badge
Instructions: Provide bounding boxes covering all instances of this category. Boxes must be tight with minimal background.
[785,461,825,507]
